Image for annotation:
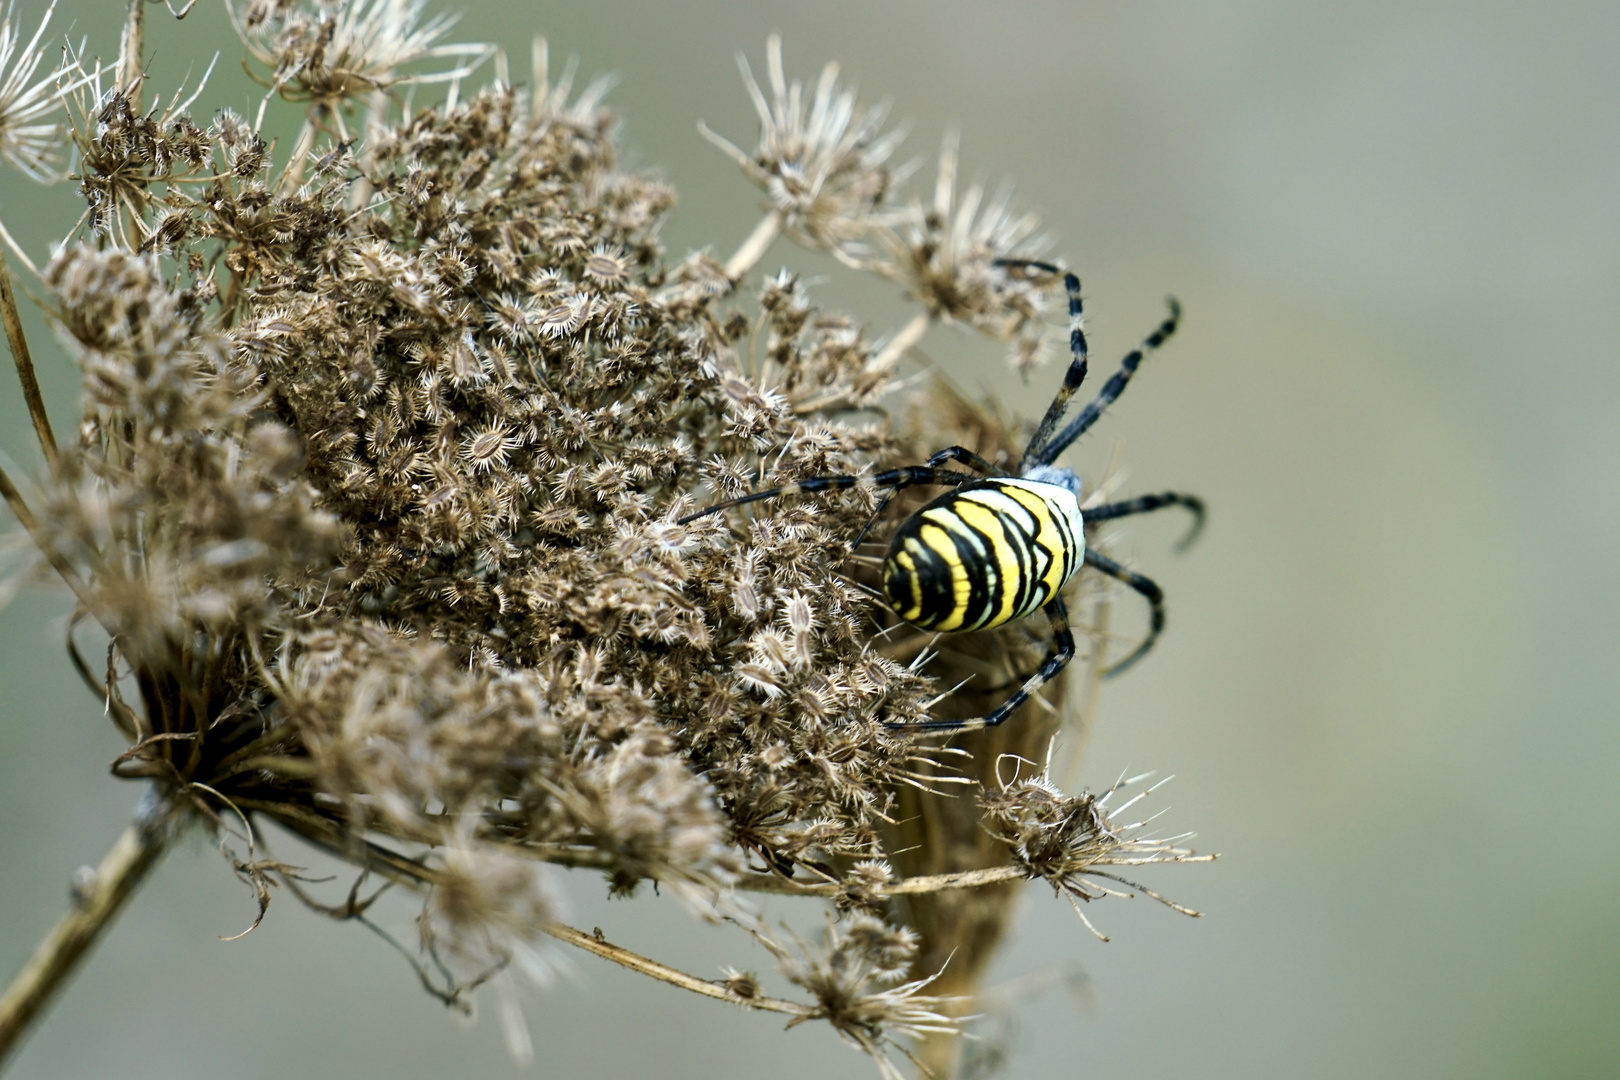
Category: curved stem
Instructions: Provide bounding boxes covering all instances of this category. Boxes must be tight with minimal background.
[277,112,323,195]
[0,791,180,1072]
[0,253,56,471]
[254,805,809,1018]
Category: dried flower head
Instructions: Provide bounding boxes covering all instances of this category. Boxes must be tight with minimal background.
[421,822,559,972]
[756,914,957,1080]
[702,34,910,273]
[982,756,1213,941]
[231,0,494,111]
[874,131,1056,373]
[0,8,1211,1078]
[0,0,91,182]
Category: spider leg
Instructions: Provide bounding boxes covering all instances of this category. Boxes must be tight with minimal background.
[1031,297,1181,467]
[849,446,1003,549]
[850,487,901,550]
[677,465,979,525]
[890,599,1074,731]
[1085,491,1206,551]
[993,257,1064,278]
[923,444,1008,478]
[1082,549,1165,677]
[1014,270,1089,473]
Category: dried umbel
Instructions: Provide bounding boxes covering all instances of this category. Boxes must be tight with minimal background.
[0,6,1209,1078]
[701,34,909,275]
[0,0,94,183]
[981,760,1211,941]
[874,132,1054,375]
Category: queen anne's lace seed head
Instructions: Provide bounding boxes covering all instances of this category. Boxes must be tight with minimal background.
[981,760,1211,941]
[230,0,495,110]
[875,131,1057,373]
[0,1,93,182]
[4,11,1209,1076]
[701,34,910,264]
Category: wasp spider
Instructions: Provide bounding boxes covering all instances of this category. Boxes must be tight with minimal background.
[682,261,1204,731]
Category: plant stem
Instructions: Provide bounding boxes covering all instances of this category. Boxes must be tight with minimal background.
[277,114,322,195]
[119,0,145,108]
[0,253,56,471]
[542,921,805,1017]
[254,806,812,1018]
[735,864,1026,897]
[723,211,783,283]
[0,791,179,1073]
[867,310,932,378]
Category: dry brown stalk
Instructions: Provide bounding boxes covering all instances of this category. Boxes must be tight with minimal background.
[0,253,57,469]
[0,792,182,1072]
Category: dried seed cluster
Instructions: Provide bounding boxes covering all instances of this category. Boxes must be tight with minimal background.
[982,764,1211,941]
[1,5,1207,1074]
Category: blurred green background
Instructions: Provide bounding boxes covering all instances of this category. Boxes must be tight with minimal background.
[2,1,1617,1077]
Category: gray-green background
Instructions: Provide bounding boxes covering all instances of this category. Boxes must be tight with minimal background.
[3,1,1616,1076]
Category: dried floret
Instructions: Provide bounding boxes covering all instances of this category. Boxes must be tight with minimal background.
[702,34,910,277]
[231,0,494,108]
[872,132,1057,374]
[755,915,957,1080]
[0,0,94,182]
[982,759,1212,941]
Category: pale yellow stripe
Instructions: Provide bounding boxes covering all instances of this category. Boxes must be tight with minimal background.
[917,522,971,631]
[893,549,923,621]
[950,498,1021,629]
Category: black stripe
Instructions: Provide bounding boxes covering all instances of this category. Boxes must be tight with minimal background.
[935,514,997,630]
[1048,497,1078,595]
[1026,503,1058,612]
[962,510,1016,632]
[882,557,913,616]
[907,534,957,629]
[994,497,1037,626]
[980,488,1043,625]
[964,483,1050,631]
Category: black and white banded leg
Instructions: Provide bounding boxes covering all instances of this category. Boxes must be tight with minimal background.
[850,445,1009,549]
[1086,491,1207,550]
[1082,549,1166,677]
[1027,296,1182,469]
[994,262,1091,468]
[893,599,1076,731]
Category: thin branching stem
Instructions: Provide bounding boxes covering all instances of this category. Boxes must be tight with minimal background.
[0,253,57,470]
[0,791,181,1071]
[252,804,813,1018]
[262,800,1026,895]
[723,211,783,283]
[542,922,807,1017]
[735,865,1026,897]
[867,310,932,379]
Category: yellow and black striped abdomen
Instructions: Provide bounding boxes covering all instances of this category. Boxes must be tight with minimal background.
[882,478,1086,633]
